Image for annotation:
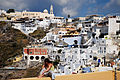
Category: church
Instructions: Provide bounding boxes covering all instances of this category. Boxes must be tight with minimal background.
[7,5,54,20]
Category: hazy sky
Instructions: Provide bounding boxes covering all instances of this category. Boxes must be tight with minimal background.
[0,0,120,17]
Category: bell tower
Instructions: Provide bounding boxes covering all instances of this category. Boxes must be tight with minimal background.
[50,5,53,14]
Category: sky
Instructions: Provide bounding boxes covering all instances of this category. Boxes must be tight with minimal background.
[0,0,120,17]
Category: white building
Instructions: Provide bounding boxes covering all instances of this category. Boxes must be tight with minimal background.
[12,22,38,34]
[50,19,65,27]
[62,35,82,45]
[41,31,60,42]
[67,18,72,23]
[23,45,48,66]
[0,9,6,15]
[37,19,50,29]
[108,17,120,36]
[77,23,82,29]
[106,39,119,54]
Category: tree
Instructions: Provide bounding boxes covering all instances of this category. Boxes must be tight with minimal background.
[74,40,78,45]
[118,51,120,57]
[68,14,70,18]
[7,9,15,13]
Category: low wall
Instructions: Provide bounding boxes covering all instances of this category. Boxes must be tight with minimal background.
[12,71,116,80]
[56,71,114,80]
[117,71,120,80]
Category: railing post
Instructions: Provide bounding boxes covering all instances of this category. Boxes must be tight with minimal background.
[115,68,117,80]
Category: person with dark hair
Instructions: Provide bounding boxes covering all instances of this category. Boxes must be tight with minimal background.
[38,58,55,80]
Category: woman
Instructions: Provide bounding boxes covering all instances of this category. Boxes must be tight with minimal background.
[38,58,55,80]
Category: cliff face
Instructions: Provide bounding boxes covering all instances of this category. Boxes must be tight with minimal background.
[0,21,29,67]
[29,27,46,40]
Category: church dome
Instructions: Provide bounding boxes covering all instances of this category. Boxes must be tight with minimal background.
[43,9,48,13]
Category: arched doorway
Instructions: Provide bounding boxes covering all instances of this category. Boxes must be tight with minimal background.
[55,55,60,61]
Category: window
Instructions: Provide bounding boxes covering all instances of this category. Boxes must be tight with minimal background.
[41,56,45,60]
[90,55,92,58]
[25,56,27,60]
[56,55,60,60]
[101,50,103,53]
[69,67,71,69]
[41,52,43,55]
[44,52,46,54]
[35,56,39,60]
[93,57,97,61]
[65,59,66,61]
[104,50,106,53]
[103,47,106,53]
[116,20,120,23]
[102,41,104,43]
[104,47,106,50]
[59,32,61,34]
[75,51,77,53]
[30,52,32,54]
[100,50,102,53]
[30,56,34,60]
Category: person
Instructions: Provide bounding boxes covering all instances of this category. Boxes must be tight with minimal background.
[38,58,55,80]
[111,60,115,67]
